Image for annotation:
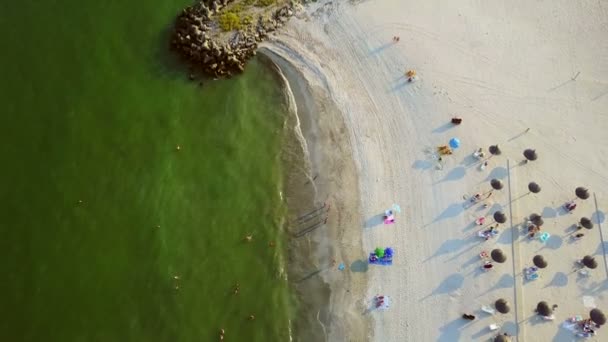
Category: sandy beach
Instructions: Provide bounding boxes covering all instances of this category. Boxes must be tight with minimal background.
[264,0,608,340]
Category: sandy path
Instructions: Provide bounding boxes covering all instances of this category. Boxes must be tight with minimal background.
[265,0,608,340]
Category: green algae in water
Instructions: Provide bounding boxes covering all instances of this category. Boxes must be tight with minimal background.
[0,1,294,341]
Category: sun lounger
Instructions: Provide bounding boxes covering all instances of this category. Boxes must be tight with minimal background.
[579,269,590,276]
[489,323,500,331]
[569,315,584,323]
[526,272,539,281]
[482,306,495,315]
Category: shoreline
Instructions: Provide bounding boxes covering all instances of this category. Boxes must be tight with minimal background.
[260,44,371,341]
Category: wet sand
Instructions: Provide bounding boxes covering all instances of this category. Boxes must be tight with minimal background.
[261,49,371,341]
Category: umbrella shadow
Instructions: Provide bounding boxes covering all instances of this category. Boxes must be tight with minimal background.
[365,213,385,228]
[482,274,515,294]
[544,235,563,250]
[422,273,465,300]
[433,202,465,223]
[592,210,606,224]
[501,321,518,336]
[425,238,470,262]
[460,154,480,168]
[484,166,508,181]
[432,122,456,134]
[461,254,482,269]
[412,159,433,170]
[496,226,516,245]
[369,42,393,55]
[448,235,480,260]
[542,207,558,218]
[391,79,410,92]
[544,272,568,288]
[595,241,608,256]
[350,259,369,272]
[552,322,576,342]
[462,221,479,232]
[437,317,468,342]
[437,166,466,183]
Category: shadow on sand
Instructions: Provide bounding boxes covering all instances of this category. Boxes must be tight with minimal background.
[484,166,508,181]
[422,273,464,301]
[365,213,385,228]
[432,122,456,134]
[544,271,568,288]
[437,166,466,183]
[412,159,433,170]
[433,203,465,223]
[350,259,369,272]
[437,318,468,342]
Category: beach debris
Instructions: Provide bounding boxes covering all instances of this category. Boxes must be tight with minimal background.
[495,298,510,314]
[176,145,181,151]
[248,314,255,320]
[449,137,461,149]
[338,263,345,271]
[528,182,541,194]
[244,234,253,242]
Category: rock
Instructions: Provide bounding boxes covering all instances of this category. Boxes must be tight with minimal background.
[170,0,296,78]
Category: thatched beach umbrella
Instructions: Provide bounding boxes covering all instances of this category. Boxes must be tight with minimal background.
[528,182,541,194]
[495,298,510,314]
[537,301,553,316]
[489,145,502,156]
[491,249,507,263]
[590,308,606,326]
[533,255,548,269]
[582,255,598,269]
[494,336,510,342]
[491,179,504,190]
[575,187,590,200]
[493,211,506,224]
[529,213,543,226]
[523,149,538,161]
[580,217,594,229]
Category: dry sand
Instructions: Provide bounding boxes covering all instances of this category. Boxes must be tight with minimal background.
[264,0,608,340]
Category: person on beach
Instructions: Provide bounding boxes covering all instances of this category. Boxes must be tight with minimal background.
[574,233,584,239]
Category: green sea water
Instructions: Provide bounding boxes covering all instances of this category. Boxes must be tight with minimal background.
[0,1,295,341]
